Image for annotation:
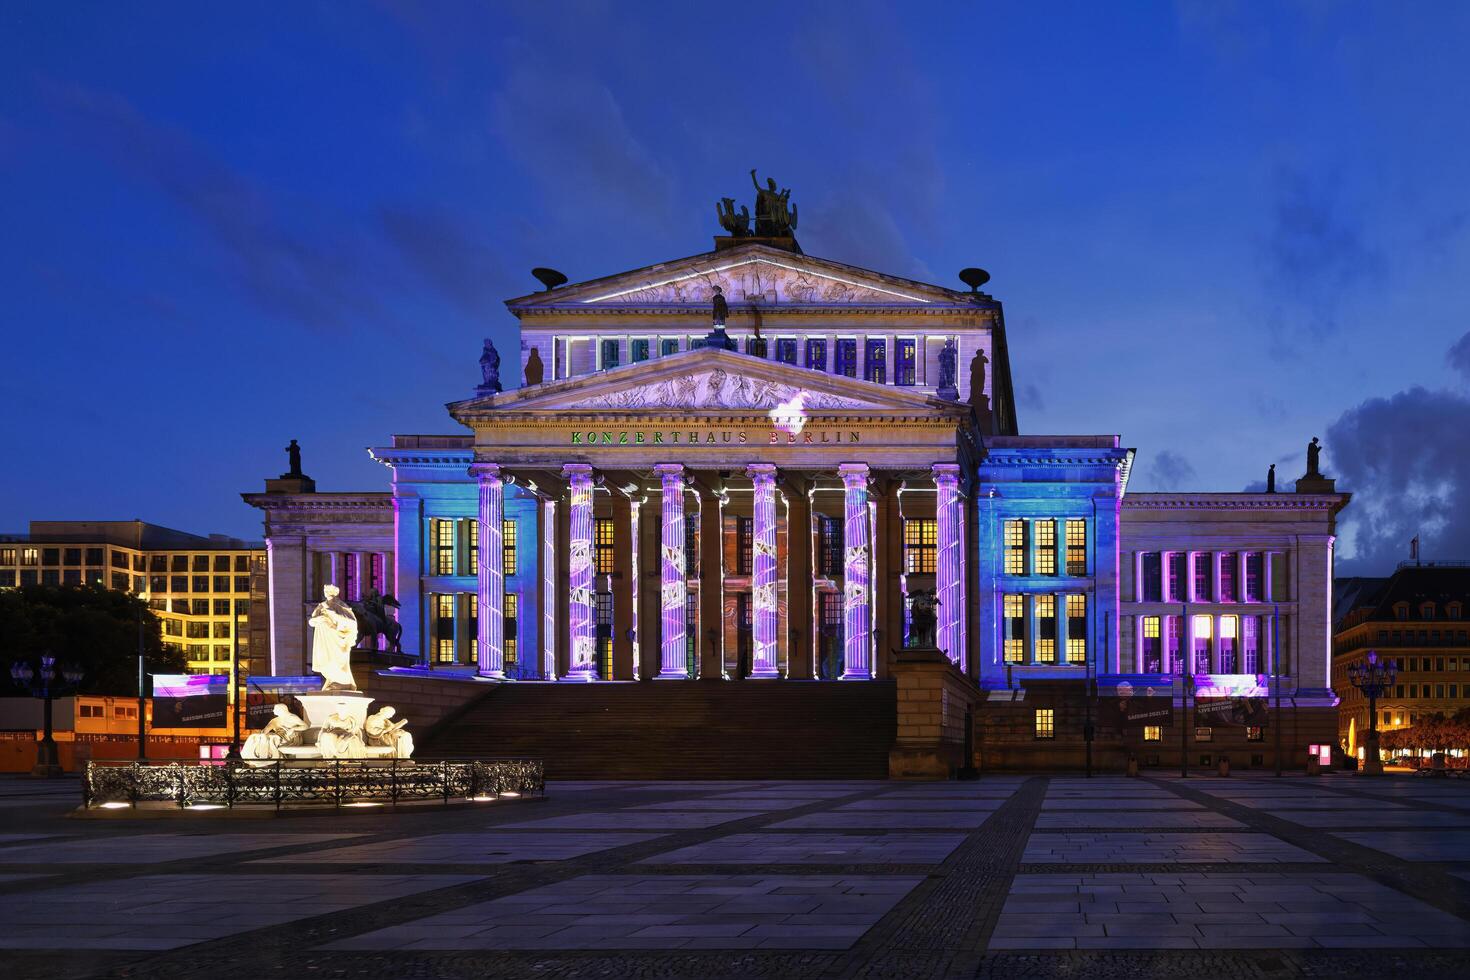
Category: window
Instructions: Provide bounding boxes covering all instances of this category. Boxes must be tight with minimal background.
[594,518,616,574]
[468,593,478,659]
[1245,552,1263,601]
[1166,553,1185,602]
[106,571,124,589]
[903,519,937,574]
[805,338,827,371]
[600,338,619,370]
[212,555,229,572]
[864,338,887,383]
[434,594,455,663]
[104,549,121,567]
[595,592,614,678]
[1195,727,1213,743]
[1167,616,1184,674]
[469,520,479,576]
[775,338,798,364]
[895,338,917,385]
[1449,602,1463,619]
[62,547,80,566]
[1033,519,1057,576]
[187,621,210,639]
[213,599,230,616]
[0,570,13,587]
[79,703,102,719]
[818,515,843,577]
[1141,552,1162,601]
[630,338,650,363]
[819,591,844,679]
[235,555,249,572]
[1004,520,1027,575]
[685,592,699,677]
[735,517,752,576]
[1218,615,1238,672]
[1193,554,1211,602]
[1192,614,1213,673]
[432,519,455,576]
[212,575,229,594]
[0,548,13,565]
[660,337,680,357]
[1066,594,1087,664]
[744,336,767,357]
[1421,602,1437,620]
[20,570,36,586]
[192,576,209,593]
[736,592,753,674]
[21,547,38,566]
[1036,595,1057,664]
[213,621,230,639]
[193,555,209,572]
[502,519,518,576]
[41,548,59,565]
[503,593,518,667]
[235,576,250,593]
[1004,594,1026,663]
[1143,725,1162,742]
[1034,708,1055,739]
[1242,616,1259,673]
[1065,520,1086,576]
[40,570,59,585]
[1142,616,1162,672]
[834,338,857,377]
[1219,552,1237,601]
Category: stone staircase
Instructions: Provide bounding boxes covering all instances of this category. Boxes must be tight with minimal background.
[418,680,897,779]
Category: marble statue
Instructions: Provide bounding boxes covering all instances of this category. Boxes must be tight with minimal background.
[309,584,359,691]
[364,706,414,759]
[478,339,502,393]
[937,337,959,401]
[1306,437,1321,477]
[524,346,545,386]
[316,710,367,759]
[241,703,309,760]
[716,197,750,236]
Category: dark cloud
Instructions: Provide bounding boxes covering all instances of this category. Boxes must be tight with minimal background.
[379,206,518,318]
[43,81,390,334]
[1017,383,1045,413]
[1327,385,1470,573]
[1144,450,1197,490]
[1446,331,1470,384]
[1260,167,1380,341]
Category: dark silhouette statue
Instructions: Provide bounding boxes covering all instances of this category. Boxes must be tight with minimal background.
[750,169,798,236]
[349,589,403,654]
[937,338,959,401]
[524,347,545,386]
[1266,463,1276,493]
[283,439,303,478]
[907,590,939,649]
[716,197,750,236]
[712,285,728,325]
[968,348,990,414]
[1306,437,1321,477]
[478,338,502,394]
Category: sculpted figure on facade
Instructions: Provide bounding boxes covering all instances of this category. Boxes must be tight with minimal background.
[316,710,367,758]
[937,337,959,401]
[478,338,502,394]
[1267,463,1276,493]
[524,346,544,386]
[364,706,414,758]
[283,439,303,478]
[750,169,798,236]
[309,584,359,692]
[1306,436,1321,477]
[241,703,309,760]
[716,197,750,236]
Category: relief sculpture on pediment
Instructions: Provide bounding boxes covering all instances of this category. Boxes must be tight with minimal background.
[568,370,870,411]
[603,262,898,307]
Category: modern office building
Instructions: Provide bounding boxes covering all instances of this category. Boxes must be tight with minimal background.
[243,190,1348,773]
[0,521,268,677]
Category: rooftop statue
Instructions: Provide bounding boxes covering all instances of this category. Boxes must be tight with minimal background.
[524,346,545,386]
[937,338,959,401]
[750,169,798,236]
[1267,463,1276,493]
[478,338,502,394]
[1306,437,1322,478]
[716,197,750,237]
[283,439,303,478]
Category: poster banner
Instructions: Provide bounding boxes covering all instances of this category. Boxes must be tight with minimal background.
[1101,695,1174,727]
[1194,696,1269,728]
[150,674,227,729]
[245,676,322,729]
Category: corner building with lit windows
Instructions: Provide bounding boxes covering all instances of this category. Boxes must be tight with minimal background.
[245,223,1348,777]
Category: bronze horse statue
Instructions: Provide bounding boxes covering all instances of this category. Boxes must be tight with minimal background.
[349,591,403,655]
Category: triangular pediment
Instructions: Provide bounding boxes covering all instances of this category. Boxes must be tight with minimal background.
[504,244,979,310]
[451,348,967,420]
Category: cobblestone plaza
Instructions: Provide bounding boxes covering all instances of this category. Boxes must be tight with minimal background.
[3,774,1469,978]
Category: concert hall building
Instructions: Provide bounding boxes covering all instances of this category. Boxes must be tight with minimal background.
[244,217,1349,774]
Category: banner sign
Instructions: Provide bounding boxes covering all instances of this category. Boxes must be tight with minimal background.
[150,674,227,729]
[244,676,321,729]
[1194,696,1269,727]
[1101,681,1174,727]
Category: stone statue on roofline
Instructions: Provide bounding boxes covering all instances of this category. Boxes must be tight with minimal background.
[750,169,798,236]
[716,197,750,236]
[1306,437,1321,478]
[478,338,502,394]
[524,346,545,386]
[937,338,959,401]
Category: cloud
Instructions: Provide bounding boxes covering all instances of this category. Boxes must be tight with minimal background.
[43,81,388,334]
[1327,385,1470,572]
[1447,331,1470,384]
[1144,450,1197,491]
[1016,383,1045,413]
[1260,167,1380,341]
[380,206,518,317]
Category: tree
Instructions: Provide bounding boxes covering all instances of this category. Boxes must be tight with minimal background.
[0,584,182,695]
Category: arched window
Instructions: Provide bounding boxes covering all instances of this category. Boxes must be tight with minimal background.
[1394,602,1410,621]
[1447,602,1462,620]
[1420,602,1437,620]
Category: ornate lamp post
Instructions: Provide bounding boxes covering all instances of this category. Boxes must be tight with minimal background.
[9,655,84,778]
[1347,650,1396,775]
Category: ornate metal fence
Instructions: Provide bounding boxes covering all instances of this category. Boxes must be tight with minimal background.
[82,758,544,810]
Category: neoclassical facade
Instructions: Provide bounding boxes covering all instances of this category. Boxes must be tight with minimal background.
[245,232,1347,769]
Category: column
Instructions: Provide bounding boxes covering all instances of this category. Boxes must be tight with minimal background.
[932,464,962,667]
[563,463,597,680]
[611,493,634,679]
[636,493,661,680]
[839,463,872,679]
[784,476,814,680]
[470,463,505,679]
[653,464,688,679]
[1264,551,1276,603]
[541,497,558,679]
[698,486,723,680]
[747,464,779,678]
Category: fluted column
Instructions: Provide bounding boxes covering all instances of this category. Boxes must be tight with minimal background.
[470,463,505,679]
[839,463,872,679]
[654,463,688,679]
[563,463,597,680]
[933,463,962,667]
[747,464,779,678]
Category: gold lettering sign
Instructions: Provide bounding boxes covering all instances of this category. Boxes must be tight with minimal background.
[570,430,860,446]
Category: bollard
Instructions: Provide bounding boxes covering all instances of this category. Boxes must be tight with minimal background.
[1218,755,1230,778]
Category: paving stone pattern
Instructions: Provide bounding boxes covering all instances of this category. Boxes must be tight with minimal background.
[0,773,1467,979]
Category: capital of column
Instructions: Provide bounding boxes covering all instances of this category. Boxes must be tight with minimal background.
[469,461,503,485]
[838,462,870,489]
[562,462,594,488]
[931,462,961,488]
[746,463,777,486]
[652,462,685,487]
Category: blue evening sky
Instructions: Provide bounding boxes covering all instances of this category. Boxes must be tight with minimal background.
[2,2,1467,573]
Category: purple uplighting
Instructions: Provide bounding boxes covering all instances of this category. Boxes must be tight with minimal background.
[747,464,779,677]
[473,462,505,679]
[840,463,872,679]
[933,463,962,668]
[563,463,597,680]
[654,463,688,679]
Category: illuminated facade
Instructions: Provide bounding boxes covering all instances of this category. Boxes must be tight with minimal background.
[244,229,1348,770]
[0,521,267,676]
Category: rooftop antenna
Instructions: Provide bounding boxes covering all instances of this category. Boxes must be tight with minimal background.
[958,268,991,293]
[531,267,568,291]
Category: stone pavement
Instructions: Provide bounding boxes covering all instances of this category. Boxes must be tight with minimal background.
[1,772,1469,978]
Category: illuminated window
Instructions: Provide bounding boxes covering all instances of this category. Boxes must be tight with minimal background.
[1004,520,1027,575]
[20,547,38,566]
[434,593,455,663]
[502,519,517,576]
[503,593,518,667]
[1036,595,1057,664]
[864,338,887,383]
[1142,615,1162,672]
[805,338,827,371]
[835,338,857,377]
[468,592,478,659]
[595,518,616,574]
[1218,615,1238,672]
[432,520,455,576]
[1004,594,1026,663]
[1247,725,1264,742]
[1034,708,1055,739]
[1192,614,1213,673]
[660,337,679,357]
[1066,594,1087,664]
[1245,552,1263,601]
[595,592,614,678]
[1165,553,1185,602]
[468,519,479,576]
[895,337,917,385]
[1143,725,1162,742]
[1219,552,1237,601]
[1034,520,1057,576]
[736,516,752,576]
[904,519,937,574]
[1065,519,1086,575]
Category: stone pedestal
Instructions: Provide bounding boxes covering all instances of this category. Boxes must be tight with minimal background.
[1362,729,1384,775]
[888,647,981,780]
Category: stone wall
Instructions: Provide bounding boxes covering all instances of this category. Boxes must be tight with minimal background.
[889,648,982,779]
[357,671,494,742]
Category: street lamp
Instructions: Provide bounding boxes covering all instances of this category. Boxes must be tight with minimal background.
[1347,649,1396,776]
[9,654,84,778]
